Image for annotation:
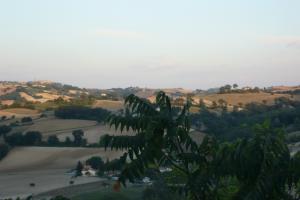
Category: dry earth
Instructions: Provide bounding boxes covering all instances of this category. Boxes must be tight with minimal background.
[197,92,294,106]
[0,108,40,118]
[0,147,123,198]
[93,100,124,111]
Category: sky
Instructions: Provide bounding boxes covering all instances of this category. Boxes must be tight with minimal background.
[0,0,299,89]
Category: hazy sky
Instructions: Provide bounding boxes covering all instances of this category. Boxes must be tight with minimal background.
[0,0,299,89]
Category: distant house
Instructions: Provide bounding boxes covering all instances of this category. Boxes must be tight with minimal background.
[81,165,97,176]
[242,86,252,91]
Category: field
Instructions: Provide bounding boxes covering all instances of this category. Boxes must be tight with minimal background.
[73,186,143,200]
[93,100,124,111]
[11,117,133,143]
[0,147,123,198]
[198,92,295,106]
[0,108,40,118]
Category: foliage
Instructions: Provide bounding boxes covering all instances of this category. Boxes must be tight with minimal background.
[86,156,104,170]
[0,143,10,160]
[50,196,70,200]
[191,99,300,141]
[75,161,83,177]
[72,129,86,146]
[103,91,300,200]
[55,106,110,122]
[21,117,33,123]
[5,131,42,146]
[0,125,12,136]
[47,135,60,146]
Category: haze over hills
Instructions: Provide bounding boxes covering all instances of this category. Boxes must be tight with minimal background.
[1,80,299,106]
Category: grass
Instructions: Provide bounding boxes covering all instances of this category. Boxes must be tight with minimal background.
[72,186,144,200]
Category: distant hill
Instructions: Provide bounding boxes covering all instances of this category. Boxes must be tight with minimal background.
[0,81,299,111]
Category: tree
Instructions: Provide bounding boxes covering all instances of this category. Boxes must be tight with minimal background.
[103,92,297,200]
[104,91,219,199]
[24,131,42,145]
[0,143,10,160]
[75,161,83,177]
[64,136,72,146]
[0,125,11,136]
[233,84,238,89]
[86,156,104,170]
[21,117,33,123]
[4,132,24,146]
[72,129,84,146]
[47,135,60,146]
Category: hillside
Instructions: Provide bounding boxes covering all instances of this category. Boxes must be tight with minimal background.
[0,81,299,112]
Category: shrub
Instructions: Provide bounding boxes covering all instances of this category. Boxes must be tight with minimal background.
[21,117,33,123]
[0,143,10,160]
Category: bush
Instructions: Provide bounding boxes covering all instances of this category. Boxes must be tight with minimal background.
[86,156,104,170]
[23,131,42,145]
[55,106,110,122]
[0,143,10,160]
[47,135,60,146]
[5,132,24,146]
[21,117,33,123]
[0,125,11,136]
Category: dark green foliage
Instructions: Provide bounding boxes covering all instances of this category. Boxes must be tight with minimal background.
[5,131,42,146]
[55,106,110,122]
[104,92,300,200]
[75,161,83,177]
[142,178,182,200]
[0,143,10,160]
[72,129,86,146]
[23,131,42,145]
[5,132,24,146]
[21,117,33,123]
[191,99,300,141]
[64,136,72,146]
[0,125,11,136]
[86,156,104,170]
[47,135,60,146]
[50,195,70,200]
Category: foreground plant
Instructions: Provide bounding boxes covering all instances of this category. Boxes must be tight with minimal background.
[104,92,300,200]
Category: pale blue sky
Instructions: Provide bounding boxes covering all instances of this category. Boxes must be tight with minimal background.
[0,0,299,89]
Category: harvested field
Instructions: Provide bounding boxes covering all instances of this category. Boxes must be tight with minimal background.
[198,92,293,106]
[12,118,133,143]
[93,100,124,111]
[0,147,123,173]
[0,147,123,198]
[0,108,40,118]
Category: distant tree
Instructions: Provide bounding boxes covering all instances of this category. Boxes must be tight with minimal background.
[47,135,60,146]
[21,117,33,123]
[4,132,24,146]
[24,131,42,145]
[0,143,10,160]
[218,99,227,107]
[75,161,83,177]
[99,134,109,147]
[253,86,260,93]
[72,129,84,146]
[64,136,72,146]
[0,125,11,136]
[212,101,218,108]
[86,156,104,170]
[262,99,268,105]
[233,83,238,89]
[199,99,206,110]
